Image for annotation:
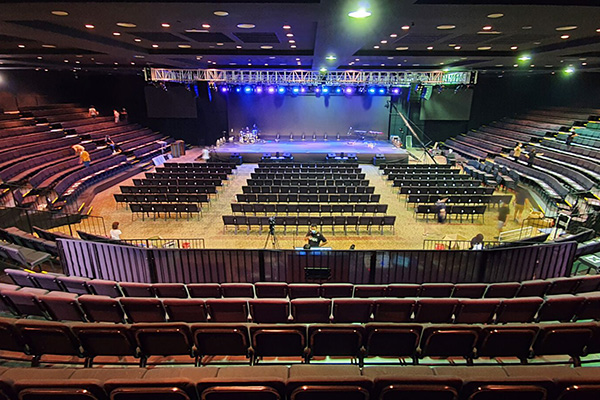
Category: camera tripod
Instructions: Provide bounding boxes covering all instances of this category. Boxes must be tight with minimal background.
[264,226,280,249]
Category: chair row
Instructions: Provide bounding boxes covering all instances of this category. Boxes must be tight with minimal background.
[120,185,218,195]
[246,179,370,188]
[223,215,396,234]
[255,168,362,174]
[4,283,600,325]
[55,155,129,198]
[242,185,375,194]
[0,227,58,257]
[251,173,366,180]
[399,185,495,195]
[115,194,210,206]
[156,166,235,174]
[388,173,465,181]
[0,136,80,170]
[236,193,381,203]
[407,194,512,207]
[257,162,359,168]
[1,317,600,369]
[392,179,480,187]
[130,203,202,220]
[145,172,229,180]
[133,178,223,187]
[231,203,389,216]
[414,205,487,222]
[8,269,600,299]
[163,162,238,168]
[379,163,456,170]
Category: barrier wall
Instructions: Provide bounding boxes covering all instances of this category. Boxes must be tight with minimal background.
[57,239,577,284]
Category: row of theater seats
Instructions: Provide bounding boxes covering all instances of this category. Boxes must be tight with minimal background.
[6,269,600,299]
[1,316,599,368]
[2,284,600,324]
[0,364,599,400]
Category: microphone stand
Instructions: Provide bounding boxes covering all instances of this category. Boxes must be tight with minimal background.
[389,102,438,165]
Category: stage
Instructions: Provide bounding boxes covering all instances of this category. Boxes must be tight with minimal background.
[211,140,409,164]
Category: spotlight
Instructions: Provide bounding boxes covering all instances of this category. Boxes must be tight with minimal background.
[267,86,276,94]
[378,87,387,95]
[335,87,342,93]
[345,87,354,95]
[277,86,286,94]
[244,85,253,93]
[315,87,321,93]
[322,86,330,94]
[300,86,307,93]
[220,86,229,93]
[391,87,400,95]
[255,86,263,93]
[292,86,300,94]
[367,87,376,94]
[235,86,242,93]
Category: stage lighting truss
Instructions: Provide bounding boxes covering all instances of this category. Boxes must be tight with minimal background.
[146,68,477,87]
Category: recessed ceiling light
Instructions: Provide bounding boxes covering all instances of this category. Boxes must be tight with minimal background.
[373,45,380,49]
[381,40,388,44]
[85,24,95,29]
[355,58,359,61]
[597,28,600,33]
[64,59,69,63]
[448,44,456,47]
[482,26,492,30]
[42,44,56,48]
[283,25,291,30]
[561,34,570,39]
[296,58,300,60]
[478,46,491,50]
[161,23,170,28]
[134,38,142,42]
[544,64,553,67]
[487,13,504,18]
[178,44,191,48]
[217,42,224,46]
[260,45,273,49]
[18,44,25,48]
[427,46,433,50]
[51,10,69,16]
[117,22,137,28]
[236,45,242,49]
[290,45,296,48]
[37,56,42,59]
[387,57,394,59]
[152,44,159,48]
[530,64,535,67]
[390,33,398,38]
[413,64,420,66]
[214,11,229,17]
[326,55,337,60]
[454,46,461,50]
[395,46,409,51]
[289,40,295,43]
[286,33,294,37]
[397,63,402,66]
[185,29,209,33]
[202,24,211,29]
[114,62,119,65]
[510,46,518,50]
[237,23,256,29]
[582,62,587,66]
[495,64,503,67]
[381,63,385,66]
[134,55,145,58]
[437,25,456,30]
[533,41,541,44]
[401,25,410,30]
[269,56,276,59]
[113,32,121,36]
[556,26,577,31]
[522,26,532,30]
[514,64,518,67]
[348,8,371,18]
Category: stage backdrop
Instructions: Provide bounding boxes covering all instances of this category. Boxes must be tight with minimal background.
[227,94,389,137]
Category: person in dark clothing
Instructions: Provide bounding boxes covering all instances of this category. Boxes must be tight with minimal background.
[496,201,510,238]
[470,234,484,250]
[527,148,542,167]
[435,198,449,223]
[566,132,577,146]
[513,188,527,223]
[305,225,328,248]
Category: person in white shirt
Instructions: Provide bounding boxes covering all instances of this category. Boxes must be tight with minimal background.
[113,109,120,123]
[88,106,98,118]
[201,147,210,162]
[109,221,122,240]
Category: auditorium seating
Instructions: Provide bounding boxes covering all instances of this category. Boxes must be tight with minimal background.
[0,227,58,257]
[231,203,388,216]
[222,215,395,234]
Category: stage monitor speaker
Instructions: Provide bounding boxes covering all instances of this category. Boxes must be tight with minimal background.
[230,153,243,165]
[373,154,386,166]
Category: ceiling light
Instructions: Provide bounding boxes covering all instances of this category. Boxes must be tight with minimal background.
[454,46,461,50]
[117,22,136,28]
[381,40,387,44]
[42,44,56,48]
[495,64,503,67]
[597,28,600,33]
[373,45,380,49]
[217,42,224,46]
[185,29,209,33]
[114,62,119,65]
[214,11,229,16]
[514,64,518,67]
[237,23,256,29]
[518,55,531,61]
[152,44,159,48]
[478,46,491,50]
[487,13,504,18]
[64,59,69,63]
[348,8,371,18]
[178,44,191,48]
[530,64,535,67]
[134,55,145,58]
[402,25,410,30]
[565,66,575,74]
[286,33,294,37]
[522,26,532,30]
[85,24,95,29]
[236,45,242,49]
[283,25,291,29]
[261,45,273,49]
[134,38,142,42]
[161,23,170,28]
[390,34,398,38]
[289,40,295,43]
[533,41,541,44]
[396,47,409,51]
[387,57,394,59]
[202,24,211,29]
[326,55,337,60]
[482,26,492,30]
[427,46,433,50]
[561,34,570,39]
[290,45,296,48]
[437,25,456,30]
[18,44,25,48]
[510,46,518,50]
[556,26,577,31]
[113,32,121,36]
[37,56,42,59]
[582,62,587,66]
[51,10,69,16]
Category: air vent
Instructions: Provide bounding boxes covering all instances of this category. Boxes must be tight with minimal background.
[234,32,280,43]
[182,32,234,42]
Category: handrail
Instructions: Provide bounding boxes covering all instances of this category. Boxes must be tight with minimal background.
[121,238,205,249]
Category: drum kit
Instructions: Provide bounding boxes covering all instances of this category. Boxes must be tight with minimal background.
[239,126,259,144]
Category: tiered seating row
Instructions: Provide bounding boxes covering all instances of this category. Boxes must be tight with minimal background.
[257,162,359,168]
[223,215,395,234]
[392,179,479,187]
[120,185,218,195]
[235,193,381,203]
[399,186,495,195]
[231,203,389,215]
[406,194,512,207]
[242,185,374,193]
[0,228,58,257]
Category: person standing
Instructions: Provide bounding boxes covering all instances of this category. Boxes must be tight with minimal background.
[527,148,542,167]
[109,222,122,240]
[513,188,527,223]
[435,197,449,223]
[79,148,91,167]
[513,142,523,158]
[201,147,211,163]
[105,135,116,153]
[88,105,98,118]
[566,132,577,146]
[496,201,510,238]
[305,225,328,248]
[113,109,120,123]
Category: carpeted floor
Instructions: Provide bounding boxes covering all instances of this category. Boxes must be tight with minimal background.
[86,148,532,250]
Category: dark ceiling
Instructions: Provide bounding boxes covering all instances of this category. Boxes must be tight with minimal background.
[0,0,599,73]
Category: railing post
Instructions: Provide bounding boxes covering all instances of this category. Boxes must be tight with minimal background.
[147,249,159,283]
[368,251,377,284]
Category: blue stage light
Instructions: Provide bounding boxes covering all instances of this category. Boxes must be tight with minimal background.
[292,86,300,94]
[345,87,354,95]
[300,86,307,93]
[277,86,286,94]
[391,87,400,95]
[244,86,253,93]
[220,86,229,93]
[378,87,387,95]
[267,86,276,94]
[335,87,342,93]
[367,87,376,94]
[322,86,330,94]
[255,86,263,94]
[235,86,242,93]
[315,87,321,93]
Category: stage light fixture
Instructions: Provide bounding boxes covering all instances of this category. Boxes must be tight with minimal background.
[277,86,286,94]
[345,87,354,95]
[315,87,321,93]
[255,86,263,93]
[235,86,242,93]
[292,86,300,94]
[335,87,342,93]
[267,86,276,94]
[322,86,330,94]
[220,86,229,93]
[378,87,386,94]
[244,85,253,93]
[391,87,400,95]
[367,87,376,94]
[348,8,371,18]
[300,86,307,93]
